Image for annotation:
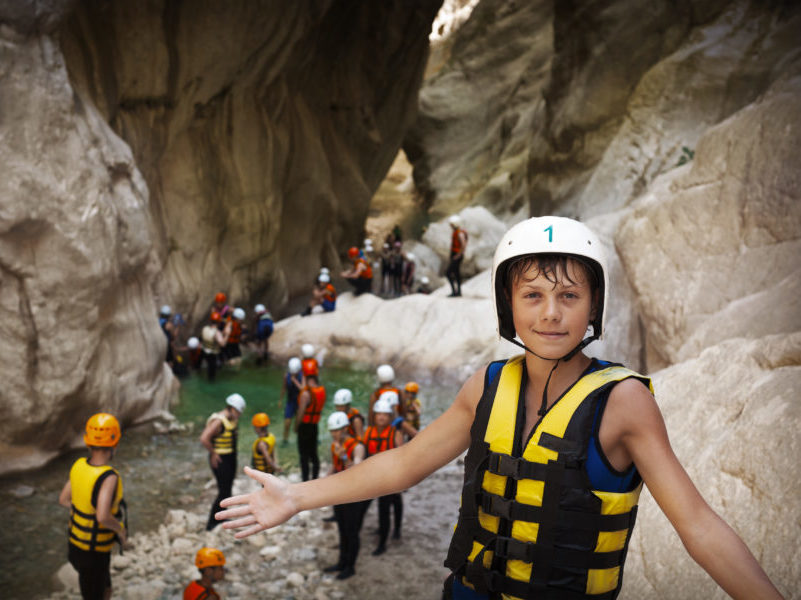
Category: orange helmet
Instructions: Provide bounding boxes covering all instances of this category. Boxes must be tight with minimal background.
[84,413,121,447]
[405,382,419,393]
[214,292,227,304]
[348,246,359,259]
[195,547,226,569]
[252,413,270,427]
[210,311,221,323]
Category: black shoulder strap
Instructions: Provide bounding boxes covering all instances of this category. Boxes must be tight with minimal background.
[90,468,118,508]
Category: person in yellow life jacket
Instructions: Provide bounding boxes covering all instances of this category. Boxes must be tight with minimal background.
[403,381,422,430]
[445,214,468,297]
[251,413,281,474]
[323,411,368,580]
[59,413,131,600]
[200,393,245,531]
[224,307,246,367]
[183,547,225,600]
[218,216,783,600]
[333,388,364,440]
[341,246,373,296]
[295,374,325,481]
[300,343,319,377]
[363,394,405,556]
[368,363,402,426]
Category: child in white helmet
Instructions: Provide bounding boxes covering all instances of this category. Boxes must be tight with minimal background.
[217,217,782,599]
[278,357,303,445]
[303,272,337,316]
[368,363,402,426]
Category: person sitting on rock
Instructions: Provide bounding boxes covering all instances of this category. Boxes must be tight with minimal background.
[416,275,432,294]
[59,413,131,600]
[279,357,303,445]
[253,304,273,365]
[251,413,281,474]
[217,216,783,600]
[445,215,468,297]
[333,387,365,440]
[303,273,337,316]
[341,246,373,296]
[401,252,416,295]
[184,547,225,600]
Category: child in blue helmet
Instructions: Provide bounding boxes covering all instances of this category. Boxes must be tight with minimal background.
[216,217,782,599]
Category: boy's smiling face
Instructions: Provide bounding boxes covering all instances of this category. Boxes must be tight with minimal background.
[509,258,595,360]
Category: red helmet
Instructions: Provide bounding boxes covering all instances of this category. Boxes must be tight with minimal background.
[210,311,221,323]
[214,292,226,304]
[348,246,359,259]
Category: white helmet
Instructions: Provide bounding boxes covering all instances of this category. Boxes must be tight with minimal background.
[160,304,171,316]
[233,307,246,320]
[448,215,462,228]
[363,238,372,246]
[373,397,395,414]
[333,388,353,406]
[318,273,331,283]
[327,411,350,431]
[405,252,415,262]
[225,393,246,413]
[376,364,395,383]
[319,267,330,275]
[288,357,302,374]
[421,276,430,285]
[491,216,608,353]
[187,337,200,349]
[254,303,266,314]
[301,344,315,358]
[379,390,399,407]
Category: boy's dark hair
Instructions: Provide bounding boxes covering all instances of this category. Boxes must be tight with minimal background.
[502,253,600,305]
[306,374,319,385]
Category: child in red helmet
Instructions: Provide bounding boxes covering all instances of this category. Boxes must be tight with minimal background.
[341,246,373,296]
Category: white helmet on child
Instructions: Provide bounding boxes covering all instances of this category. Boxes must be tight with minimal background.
[187,337,200,349]
[491,216,608,353]
[421,276,430,285]
[448,215,462,228]
[319,267,330,275]
[288,357,302,374]
[327,411,350,431]
[233,307,246,320]
[160,304,171,316]
[405,253,415,262]
[225,393,246,413]
[373,397,395,414]
[254,304,266,314]
[301,344,315,358]
[376,364,394,383]
[378,390,399,408]
[333,389,353,406]
[318,273,331,283]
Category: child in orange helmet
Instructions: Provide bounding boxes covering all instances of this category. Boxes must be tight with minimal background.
[251,413,281,474]
[184,547,226,600]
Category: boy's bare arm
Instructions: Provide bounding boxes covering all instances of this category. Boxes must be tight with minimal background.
[217,366,487,538]
[609,380,784,600]
[58,480,71,508]
[95,474,130,548]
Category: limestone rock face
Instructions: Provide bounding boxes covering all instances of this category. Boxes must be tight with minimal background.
[0,27,176,474]
[58,0,442,322]
[622,334,801,600]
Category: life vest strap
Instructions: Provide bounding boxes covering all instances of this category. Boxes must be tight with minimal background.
[486,452,583,485]
[465,562,618,600]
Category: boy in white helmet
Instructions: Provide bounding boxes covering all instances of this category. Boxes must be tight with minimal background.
[333,388,365,440]
[323,411,367,580]
[200,393,245,530]
[217,216,782,599]
[278,357,303,445]
[368,363,402,426]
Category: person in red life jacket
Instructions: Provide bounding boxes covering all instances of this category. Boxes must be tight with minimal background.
[303,272,337,316]
[323,411,368,580]
[211,291,231,321]
[224,307,246,367]
[200,311,231,382]
[333,388,364,440]
[300,343,319,377]
[295,374,326,481]
[445,215,468,297]
[279,357,303,445]
[200,393,245,531]
[341,246,373,296]
[363,394,405,556]
[184,547,225,600]
[59,413,131,600]
[368,363,403,426]
[251,413,281,474]
[186,337,203,371]
[253,304,274,365]
[217,216,784,600]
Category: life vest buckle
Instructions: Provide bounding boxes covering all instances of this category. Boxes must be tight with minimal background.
[480,492,513,520]
[488,452,522,479]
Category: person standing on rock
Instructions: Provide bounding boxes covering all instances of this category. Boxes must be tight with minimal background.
[217,216,784,600]
[59,413,131,600]
[200,393,245,531]
[401,252,416,295]
[368,363,402,426]
[445,215,468,297]
[295,373,326,481]
[184,547,226,600]
[279,357,303,445]
[323,411,368,580]
[362,393,405,556]
[341,246,373,296]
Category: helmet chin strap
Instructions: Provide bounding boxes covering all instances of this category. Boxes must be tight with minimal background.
[508,335,596,416]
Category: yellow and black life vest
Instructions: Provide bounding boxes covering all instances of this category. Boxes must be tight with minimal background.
[363,424,397,456]
[251,434,276,472]
[332,437,362,473]
[68,457,125,553]
[300,386,326,424]
[208,412,237,455]
[445,355,652,600]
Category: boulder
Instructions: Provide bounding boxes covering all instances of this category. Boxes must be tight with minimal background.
[621,333,801,599]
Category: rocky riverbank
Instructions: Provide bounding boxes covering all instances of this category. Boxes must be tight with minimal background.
[47,459,465,600]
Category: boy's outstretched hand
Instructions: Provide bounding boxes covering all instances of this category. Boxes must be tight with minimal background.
[216,466,298,538]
